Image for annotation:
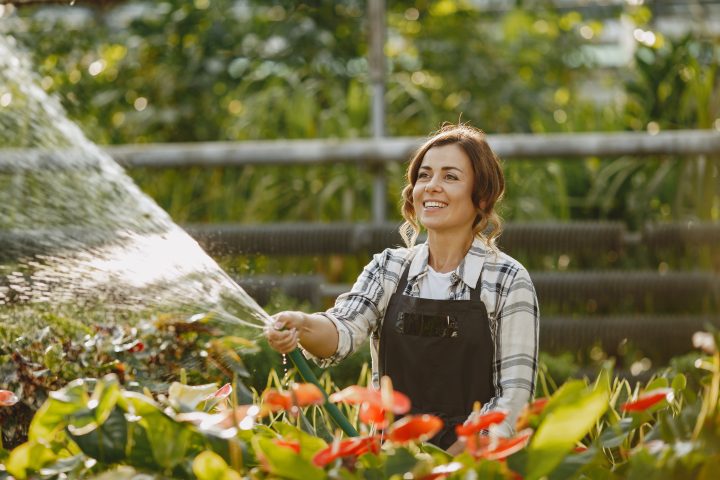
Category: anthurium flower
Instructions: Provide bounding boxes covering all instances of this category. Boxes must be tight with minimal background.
[475,429,533,461]
[261,389,293,413]
[177,405,259,430]
[329,383,412,427]
[312,436,381,467]
[621,388,674,413]
[329,385,411,414]
[0,390,18,407]
[290,382,325,406]
[456,410,508,437]
[387,414,443,443]
[515,397,548,430]
[328,385,376,404]
[262,383,326,414]
[359,401,388,428]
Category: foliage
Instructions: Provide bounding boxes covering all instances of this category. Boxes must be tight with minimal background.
[4,332,720,479]
[0,292,369,450]
[0,309,260,450]
[3,0,615,226]
[2,2,717,233]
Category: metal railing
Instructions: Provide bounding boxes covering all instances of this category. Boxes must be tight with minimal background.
[106,129,720,167]
[101,129,720,224]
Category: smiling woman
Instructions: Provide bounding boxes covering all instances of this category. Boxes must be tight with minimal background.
[266,124,539,453]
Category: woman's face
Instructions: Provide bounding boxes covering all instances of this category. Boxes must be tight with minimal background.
[412,143,477,236]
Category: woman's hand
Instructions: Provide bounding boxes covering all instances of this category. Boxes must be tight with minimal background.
[265,311,306,353]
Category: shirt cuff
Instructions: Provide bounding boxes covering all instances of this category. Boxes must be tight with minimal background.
[300,312,352,368]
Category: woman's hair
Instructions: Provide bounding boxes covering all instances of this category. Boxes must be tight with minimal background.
[399,123,505,248]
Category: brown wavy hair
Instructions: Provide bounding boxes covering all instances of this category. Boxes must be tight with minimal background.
[400,123,505,248]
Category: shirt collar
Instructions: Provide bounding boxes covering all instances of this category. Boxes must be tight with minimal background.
[408,237,489,289]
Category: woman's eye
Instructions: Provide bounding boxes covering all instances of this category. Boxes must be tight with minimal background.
[446,174,458,180]
[418,172,429,179]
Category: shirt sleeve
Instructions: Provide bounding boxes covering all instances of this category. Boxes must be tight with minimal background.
[479,266,540,436]
[302,250,390,367]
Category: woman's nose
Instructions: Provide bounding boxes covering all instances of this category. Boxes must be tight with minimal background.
[425,176,442,191]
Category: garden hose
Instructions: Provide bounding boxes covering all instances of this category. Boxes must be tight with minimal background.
[287,348,359,437]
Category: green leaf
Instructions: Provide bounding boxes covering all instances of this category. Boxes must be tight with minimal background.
[69,407,128,463]
[193,450,242,480]
[92,375,122,426]
[542,379,587,412]
[43,343,64,372]
[5,441,58,479]
[644,377,669,391]
[384,447,418,478]
[598,417,638,449]
[357,452,385,480]
[526,380,610,480]
[252,435,325,480]
[475,458,511,479]
[142,410,195,470]
[28,454,85,476]
[672,373,687,393]
[125,420,160,470]
[272,422,327,461]
[28,379,90,442]
[547,447,600,480]
[67,375,122,437]
[120,389,197,470]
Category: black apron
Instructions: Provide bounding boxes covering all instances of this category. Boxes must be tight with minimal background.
[379,261,495,449]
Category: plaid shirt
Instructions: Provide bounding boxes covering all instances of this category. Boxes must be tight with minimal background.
[306,237,539,436]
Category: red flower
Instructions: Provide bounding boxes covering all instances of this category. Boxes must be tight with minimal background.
[387,414,444,443]
[262,389,293,413]
[290,383,325,406]
[475,429,533,461]
[515,397,549,430]
[0,390,18,407]
[528,397,549,414]
[456,410,508,437]
[621,388,674,413]
[359,401,386,426]
[312,436,381,467]
[329,385,411,426]
[273,438,301,454]
[329,385,410,414]
[261,383,326,414]
[328,385,374,404]
[128,341,144,353]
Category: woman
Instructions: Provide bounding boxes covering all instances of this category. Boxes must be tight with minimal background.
[266,124,539,453]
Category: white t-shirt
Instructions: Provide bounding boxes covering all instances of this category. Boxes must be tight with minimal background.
[418,266,454,300]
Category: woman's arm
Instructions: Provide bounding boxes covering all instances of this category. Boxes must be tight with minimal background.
[479,266,540,436]
[265,249,394,363]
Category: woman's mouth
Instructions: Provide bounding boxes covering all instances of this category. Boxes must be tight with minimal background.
[423,201,447,209]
